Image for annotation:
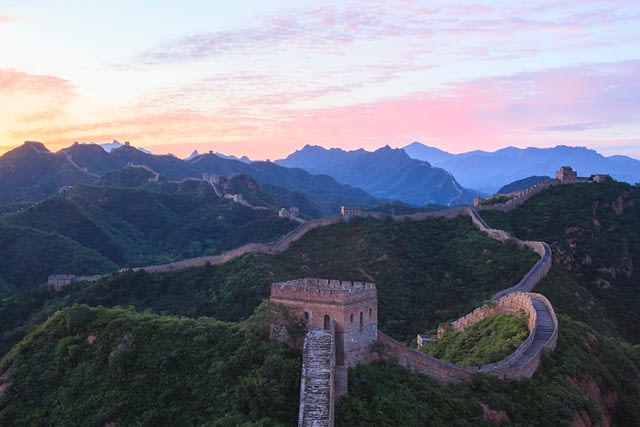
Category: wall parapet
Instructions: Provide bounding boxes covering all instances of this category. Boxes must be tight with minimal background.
[441,292,537,336]
[465,207,553,300]
[491,241,552,299]
[114,215,342,276]
[476,180,557,212]
[271,278,377,305]
[380,289,558,382]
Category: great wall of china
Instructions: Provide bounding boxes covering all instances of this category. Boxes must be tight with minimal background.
[51,167,558,280]
[286,206,557,426]
[50,202,558,384]
[270,205,557,427]
[49,181,561,427]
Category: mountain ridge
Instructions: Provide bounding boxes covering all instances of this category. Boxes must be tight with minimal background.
[0,141,380,214]
[276,144,478,206]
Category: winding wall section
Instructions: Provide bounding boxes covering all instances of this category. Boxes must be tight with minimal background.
[129,216,342,273]
[374,207,557,383]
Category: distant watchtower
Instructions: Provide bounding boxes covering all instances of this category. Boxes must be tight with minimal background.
[556,166,577,183]
[270,278,377,367]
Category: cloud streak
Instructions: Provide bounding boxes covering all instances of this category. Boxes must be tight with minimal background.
[539,122,607,132]
[18,59,638,161]
[0,68,74,96]
[139,1,639,66]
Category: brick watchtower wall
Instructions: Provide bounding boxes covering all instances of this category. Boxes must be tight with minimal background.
[270,278,378,368]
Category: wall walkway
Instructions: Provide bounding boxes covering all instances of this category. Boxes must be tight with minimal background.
[377,292,557,382]
[477,180,556,212]
[466,208,553,299]
[126,216,342,274]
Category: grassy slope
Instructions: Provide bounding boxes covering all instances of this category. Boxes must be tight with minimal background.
[338,315,640,426]
[422,313,529,366]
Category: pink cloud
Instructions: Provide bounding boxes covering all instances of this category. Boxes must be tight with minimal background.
[139,4,439,64]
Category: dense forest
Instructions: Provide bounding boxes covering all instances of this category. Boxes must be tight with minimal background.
[0,304,301,426]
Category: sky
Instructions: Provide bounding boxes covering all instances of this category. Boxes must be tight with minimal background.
[1,0,639,160]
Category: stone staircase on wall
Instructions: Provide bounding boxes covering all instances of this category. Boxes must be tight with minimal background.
[515,298,556,365]
[298,328,335,427]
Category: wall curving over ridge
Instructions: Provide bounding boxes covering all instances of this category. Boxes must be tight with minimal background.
[374,207,557,383]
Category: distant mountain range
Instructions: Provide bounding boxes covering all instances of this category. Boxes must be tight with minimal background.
[276,145,479,206]
[0,141,378,215]
[3,140,639,208]
[186,149,252,163]
[403,142,640,194]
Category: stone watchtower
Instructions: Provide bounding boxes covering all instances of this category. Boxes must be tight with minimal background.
[556,166,578,183]
[270,278,377,367]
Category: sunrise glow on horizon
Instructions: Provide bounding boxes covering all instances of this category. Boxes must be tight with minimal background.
[1,0,639,160]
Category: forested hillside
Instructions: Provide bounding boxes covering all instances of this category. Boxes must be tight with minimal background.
[0,305,301,426]
[0,176,296,293]
[0,216,538,357]
[0,182,639,425]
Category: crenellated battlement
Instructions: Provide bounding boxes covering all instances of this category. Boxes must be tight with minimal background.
[271,278,377,305]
